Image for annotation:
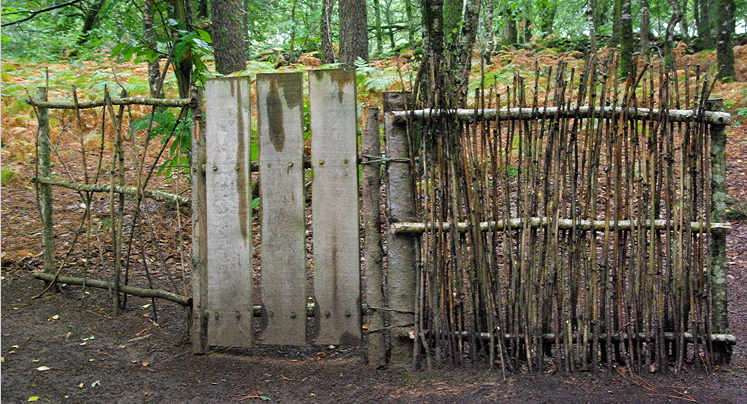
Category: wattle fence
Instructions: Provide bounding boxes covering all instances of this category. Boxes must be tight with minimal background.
[31,63,735,373]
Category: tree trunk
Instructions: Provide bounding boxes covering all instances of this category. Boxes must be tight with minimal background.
[484,0,495,50]
[538,4,557,36]
[619,0,634,77]
[664,0,683,67]
[588,0,598,53]
[716,0,736,80]
[76,0,107,48]
[169,0,193,98]
[404,0,416,45]
[640,0,650,54]
[680,0,689,38]
[144,0,162,97]
[212,0,247,74]
[321,0,336,63]
[373,0,384,56]
[611,0,623,46]
[696,0,716,49]
[505,11,518,45]
[339,0,369,65]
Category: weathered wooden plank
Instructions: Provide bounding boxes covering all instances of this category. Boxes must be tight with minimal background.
[190,86,209,353]
[205,77,253,347]
[309,69,361,345]
[256,72,307,345]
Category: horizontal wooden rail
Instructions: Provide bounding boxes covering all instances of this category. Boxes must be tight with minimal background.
[426,330,736,345]
[34,176,190,206]
[26,96,194,110]
[391,217,731,235]
[34,271,383,318]
[34,272,191,306]
[391,106,732,125]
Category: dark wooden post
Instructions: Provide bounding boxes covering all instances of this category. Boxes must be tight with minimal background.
[708,98,731,362]
[362,107,386,368]
[37,87,56,275]
[383,92,416,365]
[190,86,209,354]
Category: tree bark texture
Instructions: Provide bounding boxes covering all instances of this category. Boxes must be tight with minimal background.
[696,0,716,49]
[212,0,247,74]
[320,0,336,63]
[640,0,651,54]
[618,0,634,77]
[144,0,162,97]
[339,0,369,65]
[664,0,683,67]
[716,0,736,80]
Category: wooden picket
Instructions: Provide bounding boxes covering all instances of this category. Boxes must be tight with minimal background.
[256,72,307,345]
[204,77,254,347]
[309,69,361,345]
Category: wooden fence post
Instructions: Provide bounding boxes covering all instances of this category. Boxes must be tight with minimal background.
[36,87,56,276]
[708,98,731,362]
[190,86,209,354]
[362,107,386,368]
[383,92,416,364]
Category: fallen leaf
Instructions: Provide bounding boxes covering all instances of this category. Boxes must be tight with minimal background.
[141,361,150,367]
[32,359,39,363]
[118,345,126,349]
[27,396,39,402]
[78,383,84,389]
[36,366,51,371]
[142,304,151,309]
[12,345,19,349]
[91,380,100,387]
[51,314,59,320]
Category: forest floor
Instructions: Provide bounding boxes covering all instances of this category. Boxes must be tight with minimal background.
[3,52,747,402]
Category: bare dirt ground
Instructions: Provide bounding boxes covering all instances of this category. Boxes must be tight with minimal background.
[3,118,747,402]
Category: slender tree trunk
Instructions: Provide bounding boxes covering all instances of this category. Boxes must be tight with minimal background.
[680,0,689,38]
[664,0,683,67]
[588,0,598,53]
[212,0,247,74]
[169,0,193,98]
[697,0,716,49]
[538,4,556,36]
[197,0,209,19]
[505,11,518,45]
[373,0,384,56]
[339,0,369,65]
[144,0,161,97]
[484,0,495,50]
[611,0,623,46]
[640,0,651,54]
[404,0,416,45]
[716,0,736,80]
[76,0,107,48]
[320,0,336,63]
[619,0,634,76]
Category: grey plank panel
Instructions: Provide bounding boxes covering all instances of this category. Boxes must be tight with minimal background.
[309,69,361,345]
[257,72,307,345]
[205,77,253,347]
